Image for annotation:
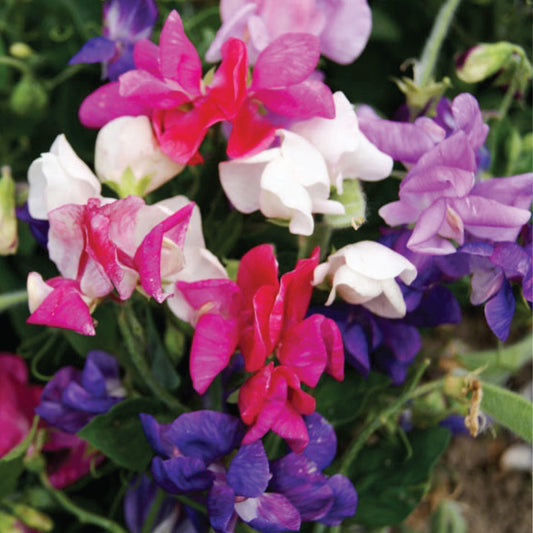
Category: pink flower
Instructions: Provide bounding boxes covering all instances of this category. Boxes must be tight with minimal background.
[79,10,334,163]
[0,354,42,458]
[27,197,194,335]
[177,245,344,451]
[206,0,372,66]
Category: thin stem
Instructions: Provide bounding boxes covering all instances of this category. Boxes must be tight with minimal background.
[0,56,31,75]
[118,305,188,414]
[0,289,27,312]
[44,64,83,91]
[414,0,463,87]
[339,359,430,474]
[140,488,167,533]
[174,495,207,514]
[40,473,127,533]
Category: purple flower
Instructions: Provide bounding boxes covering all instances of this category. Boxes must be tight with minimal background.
[455,229,532,341]
[140,411,244,495]
[124,475,207,533]
[207,441,301,533]
[269,413,357,526]
[69,0,158,81]
[35,350,125,433]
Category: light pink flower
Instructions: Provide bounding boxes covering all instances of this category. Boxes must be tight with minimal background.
[206,0,372,65]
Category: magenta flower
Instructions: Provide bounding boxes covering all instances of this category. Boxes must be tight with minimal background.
[177,245,344,452]
[205,0,372,66]
[69,0,158,81]
[79,10,334,163]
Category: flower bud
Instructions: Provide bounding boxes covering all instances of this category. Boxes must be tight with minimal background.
[456,42,516,83]
[9,77,48,117]
[8,504,53,532]
[9,42,33,59]
[323,179,366,229]
[0,166,18,255]
[95,116,184,197]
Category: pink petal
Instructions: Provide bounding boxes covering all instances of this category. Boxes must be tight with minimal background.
[159,10,202,95]
[78,82,149,129]
[239,363,274,426]
[226,99,277,158]
[27,278,95,336]
[134,203,194,303]
[133,38,160,75]
[209,38,248,119]
[252,33,320,90]
[190,312,240,394]
[254,79,335,119]
[270,402,309,453]
[237,244,279,307]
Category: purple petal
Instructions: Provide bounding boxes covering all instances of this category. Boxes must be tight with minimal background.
[69,36,117,65]
[303,413,337,470]
[319,474,358,526]
[82,350,121,396]
[139,413,176,458]
[484,278,515,341]
[62,381,118,414]
[343,322,370,376]
[490,242,530,279]
[207,483,237,533]
[450,93,489,151]
[236,493,301,533]
[227,441,270,498]
[151,455,214,494]
[105,0,158,40]
[405,285,461,327]
[106,43,135,80]
[252,33,320,90]
[167,411,243,464]
[270,453,326,493]
[471,173,533,211]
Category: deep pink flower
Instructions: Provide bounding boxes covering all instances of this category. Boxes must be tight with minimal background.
[79,10,334,163]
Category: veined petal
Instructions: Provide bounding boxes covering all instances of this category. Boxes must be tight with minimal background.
[151,456,214,494]
[207,483,237,533]
[236,493,300,533]
[319,474,358,525]
[69,36,116,65]
[227,441,270,498]
[303,413,337,470]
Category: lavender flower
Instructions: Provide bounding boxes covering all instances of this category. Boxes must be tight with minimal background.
[35,350,125,433]
[69,0,158,81]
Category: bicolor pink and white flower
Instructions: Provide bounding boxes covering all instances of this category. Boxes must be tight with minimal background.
[314,241,417,318]
[219,129,344,235]
[205,0,372,66]
[27,197,195,335]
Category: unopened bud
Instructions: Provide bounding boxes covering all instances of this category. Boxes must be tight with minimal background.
[324,179,366,229]
[9,504,53,532]
[0,166,18,255]
[9,77,48,117]
[9,42,33,59]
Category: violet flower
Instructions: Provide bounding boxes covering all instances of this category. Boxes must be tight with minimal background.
[16,203,49,250]
[35,350,125,434]
[69,0,158,81]
[269,413,357,526]
[140,411,243,495]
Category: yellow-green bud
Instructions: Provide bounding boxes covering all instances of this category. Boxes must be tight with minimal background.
[9,42,33,59]
[9,77,48,117]
[9,505,53,532]
[324,180,366,229]
[0,166,18,255]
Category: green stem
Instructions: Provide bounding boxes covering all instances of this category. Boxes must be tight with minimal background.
[414,0,463,87]
[0,56,31,75]
[40,473,127,533]
[140,489,167,533]
[118,305,187,414]
[0,289,27,312]
[339,359,430,474]
[44,64,83,90]
[174,495,207,514]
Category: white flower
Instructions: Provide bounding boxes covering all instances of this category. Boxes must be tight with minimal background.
[313,241,417,318]
[219,129,344,236]
[290,92,393,193]
[95,116,185,196]
[27,134,101,219]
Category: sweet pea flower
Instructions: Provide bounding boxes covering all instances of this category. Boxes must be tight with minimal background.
[35,351,125,434]
[0,354,41,458]
[269,413,358,526]
[27,198,195,335]
[207,440,301,533]
[219,129,344,236]
[205,0,372,65]
[314,241,417,319]
[69,0,158,81]
[27,134,102,220]
[79,10,334,163]
[95,116,185,196]
[290,91,393,192]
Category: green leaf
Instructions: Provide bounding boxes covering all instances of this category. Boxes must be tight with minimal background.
[347,427,451,527]
[481,382,533,443]
[315,370,390,426]
[0,417,38,500]
[78,398,167,471]
[430,500,467,533]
